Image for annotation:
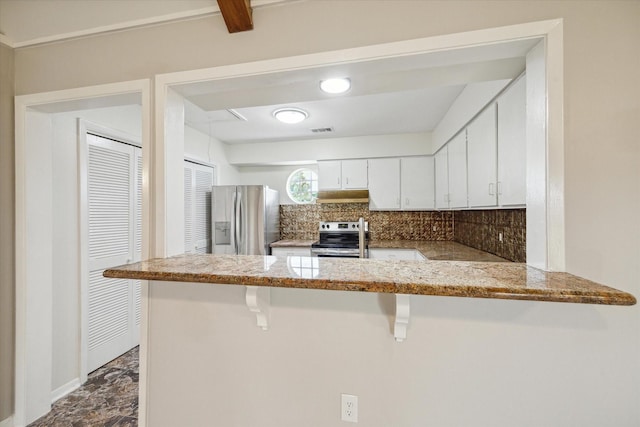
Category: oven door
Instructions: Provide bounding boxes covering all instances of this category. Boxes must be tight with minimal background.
[310,247,367,258]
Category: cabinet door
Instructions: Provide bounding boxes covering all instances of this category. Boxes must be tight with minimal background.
[368,158,401,210]
[341,159,368,189]
[434,148,449,209]
[271,247,310,257]
[401,156,435,210]
[497,76,527,206]
[447,131,468,209]
[467,104,498,207]
[318,160,342,190]
[369,248,426,260]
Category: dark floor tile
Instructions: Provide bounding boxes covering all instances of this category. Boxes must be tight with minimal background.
[28,347,139,427]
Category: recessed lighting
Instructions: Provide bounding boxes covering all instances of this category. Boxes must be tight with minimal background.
[320,77,351,94]
[273,108,309,124]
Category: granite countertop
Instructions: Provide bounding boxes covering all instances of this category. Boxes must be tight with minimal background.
[271,239,509,262]
[104,254,636,306]
[369,240,509,262]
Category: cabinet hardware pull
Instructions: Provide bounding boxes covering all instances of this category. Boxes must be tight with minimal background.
[497,181,502,195]
[489,183,495,195]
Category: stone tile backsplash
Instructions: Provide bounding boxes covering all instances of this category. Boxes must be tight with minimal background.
[280,204,526,262]
[453,209,526,262]
[279,204,453,241]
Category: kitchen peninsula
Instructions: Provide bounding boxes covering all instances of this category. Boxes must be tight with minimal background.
[104,255,634,426]
[105,254,635,306]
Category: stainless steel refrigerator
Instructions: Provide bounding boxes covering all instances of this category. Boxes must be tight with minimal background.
[211,185,280,255]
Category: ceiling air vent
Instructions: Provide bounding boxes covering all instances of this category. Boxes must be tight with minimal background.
[310,127,334,133]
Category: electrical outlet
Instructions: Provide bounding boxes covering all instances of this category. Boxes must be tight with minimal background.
[341,394,358,423]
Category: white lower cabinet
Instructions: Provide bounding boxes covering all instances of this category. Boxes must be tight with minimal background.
[369,248,426,261]
[271,247,311,257]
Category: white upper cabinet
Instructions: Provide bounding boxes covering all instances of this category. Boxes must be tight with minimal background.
[368,158,401,210]
[341,159,368,189]
[497,75,526,206]
[467,104,498,207]
[401,156,435,210]
[317,160,342,190]
[318,159,368,190]
[434,148,449,209]
[447,131,468,209]
[369,156,435,211]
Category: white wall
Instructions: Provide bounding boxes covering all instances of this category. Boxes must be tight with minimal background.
[237,164,318,204]
[0,41,14,422]
[21,110,53,423]
[225,133,431,165]
[432,79,511,152]
[50,105,141,392]
[147,282,638,427]
[184,125,239,184]
[8,1,640,426]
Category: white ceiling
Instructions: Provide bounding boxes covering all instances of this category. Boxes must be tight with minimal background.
[0,0,539,146]
[176,41,536,144]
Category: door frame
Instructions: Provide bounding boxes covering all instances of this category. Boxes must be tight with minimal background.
[155,18,564,270]
[14,80,151,426]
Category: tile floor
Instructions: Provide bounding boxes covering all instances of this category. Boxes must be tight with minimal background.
[28,347,139,426]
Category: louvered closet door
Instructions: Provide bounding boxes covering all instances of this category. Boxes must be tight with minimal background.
[132,149,142,341]
[184,161,214,254]
[184,166,194,253]
[86,135,140,372]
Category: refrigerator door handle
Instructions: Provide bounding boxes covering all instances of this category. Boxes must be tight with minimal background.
[237,195,244,254]
[233,190,240,255]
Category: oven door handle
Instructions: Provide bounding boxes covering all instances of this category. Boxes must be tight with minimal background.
[310,247,362,257]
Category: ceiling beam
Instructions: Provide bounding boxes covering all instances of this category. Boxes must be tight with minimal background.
[217,0,253,33]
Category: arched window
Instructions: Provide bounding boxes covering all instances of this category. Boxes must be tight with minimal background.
[286,168,318,204]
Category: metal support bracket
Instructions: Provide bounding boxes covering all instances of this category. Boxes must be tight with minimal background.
[394,294,410,342]
[245,286,270,330]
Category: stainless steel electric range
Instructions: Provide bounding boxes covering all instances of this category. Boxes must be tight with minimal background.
[310,219,369,258]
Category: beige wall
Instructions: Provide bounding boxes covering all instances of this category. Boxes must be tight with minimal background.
[5,0,640,424]
[0,41,15,422]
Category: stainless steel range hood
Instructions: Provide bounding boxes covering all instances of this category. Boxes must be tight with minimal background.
[315,189,369,204]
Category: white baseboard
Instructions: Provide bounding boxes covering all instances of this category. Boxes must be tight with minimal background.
[51,378,81,403]
[0,415,14,427]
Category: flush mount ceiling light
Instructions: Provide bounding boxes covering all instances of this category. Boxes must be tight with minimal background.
[273,108,309,124]
[320,77,351,94]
